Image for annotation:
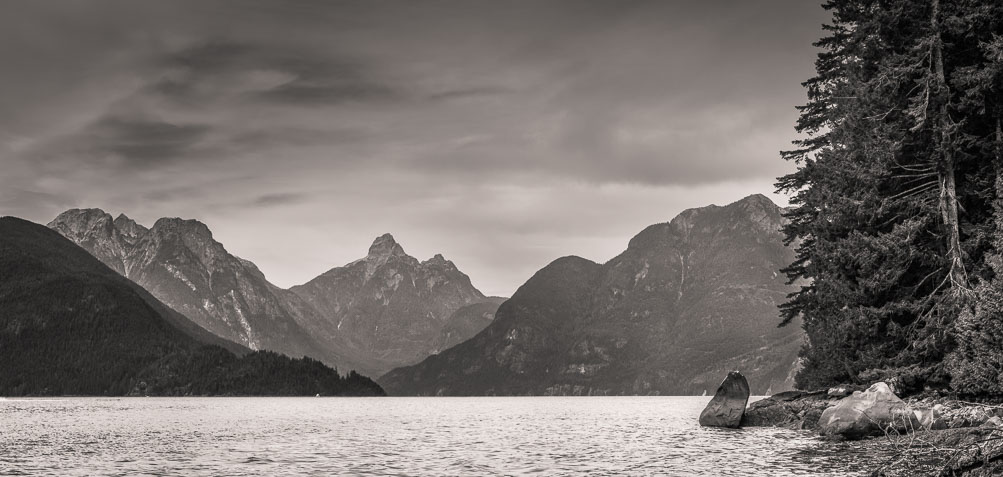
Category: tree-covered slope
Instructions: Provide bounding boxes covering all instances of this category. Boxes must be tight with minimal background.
[0,216,384,396]
[380,195,803,395]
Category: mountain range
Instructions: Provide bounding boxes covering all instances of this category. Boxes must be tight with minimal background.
[0,216,384,396]
[48,211,500,376]
[379,194,803,395]
[39,194,804,396]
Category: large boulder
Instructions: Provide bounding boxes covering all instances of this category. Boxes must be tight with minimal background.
[699,371,750,428]
[817,382,920,440]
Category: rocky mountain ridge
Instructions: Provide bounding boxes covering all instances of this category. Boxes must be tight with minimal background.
[0,216,384,396]
[380,194,804,395]
[289,233,503,376]
[49,210,499,376]
[49,209,365,371]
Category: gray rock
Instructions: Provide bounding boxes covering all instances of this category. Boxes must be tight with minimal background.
[741,390,832,429]
[981,416,1003,428]
[817,382,920,440]
[699,371,751,428]
[914,407,947,430]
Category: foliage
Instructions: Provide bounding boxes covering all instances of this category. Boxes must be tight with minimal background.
[778,0,1003,393]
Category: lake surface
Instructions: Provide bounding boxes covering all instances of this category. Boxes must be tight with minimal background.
[1,396,891,476]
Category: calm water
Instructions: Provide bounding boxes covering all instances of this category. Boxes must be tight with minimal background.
[1,396,889,476]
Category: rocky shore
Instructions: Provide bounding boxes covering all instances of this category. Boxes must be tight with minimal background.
[742,385,1003,476]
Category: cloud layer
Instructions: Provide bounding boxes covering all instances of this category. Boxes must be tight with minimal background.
[0,0,828,296]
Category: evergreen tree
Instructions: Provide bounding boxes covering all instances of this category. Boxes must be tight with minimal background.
[947,22,1003,396]
[778,0,1001,392]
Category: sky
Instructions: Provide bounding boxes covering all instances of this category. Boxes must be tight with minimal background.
[0,1,830,297]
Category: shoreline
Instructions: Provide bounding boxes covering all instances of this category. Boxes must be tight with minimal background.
[743,389,1003,476]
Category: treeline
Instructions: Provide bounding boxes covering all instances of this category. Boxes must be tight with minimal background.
[779,0,1003,396]
[0,275,384,397]
[133,348,384,397]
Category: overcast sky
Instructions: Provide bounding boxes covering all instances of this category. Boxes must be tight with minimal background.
[0,1,828,297]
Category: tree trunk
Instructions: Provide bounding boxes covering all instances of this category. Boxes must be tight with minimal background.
[930,0,968,291]
[993,118,1003,275]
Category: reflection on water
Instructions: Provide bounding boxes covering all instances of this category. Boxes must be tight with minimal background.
[1,396,891,476]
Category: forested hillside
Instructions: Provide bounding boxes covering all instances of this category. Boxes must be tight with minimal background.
[778,0,1003,396]
[0,216,384,397]
[381,195,802,396]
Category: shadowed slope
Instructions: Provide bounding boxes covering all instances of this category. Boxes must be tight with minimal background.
[0,216,384,396]
[380,195,803,395]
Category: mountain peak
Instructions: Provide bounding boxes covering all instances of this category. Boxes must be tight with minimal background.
[368,233,406,258]
[425,253,448,264]
[151,217,213,237]
[732,193,778,210]
[47,209,116,243]
[112,213,148,240]
[49,208,112,226]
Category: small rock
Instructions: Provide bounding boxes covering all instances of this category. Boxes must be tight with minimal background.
[699,371,750,428]
[949,416,971,429]
[827,385,852,398]
[914,407,947,430]
[981,416,1003,428]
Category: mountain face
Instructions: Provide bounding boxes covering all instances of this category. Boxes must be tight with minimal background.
[48,211,499,377]
[0,216,384,397]
[380,194,804,396]
[289,234,502,376]
[48,209,360,371]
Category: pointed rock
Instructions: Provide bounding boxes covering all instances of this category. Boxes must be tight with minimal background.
[699,371,751,428]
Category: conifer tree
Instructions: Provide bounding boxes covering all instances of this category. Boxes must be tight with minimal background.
[778,0,1000,391]
[947,20,1003,395]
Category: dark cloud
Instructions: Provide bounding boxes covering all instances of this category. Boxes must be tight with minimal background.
[251,192,309,207]
[227,128,365,149]
[86,116,212,164]
[427,86,512,102]
[151,39,401,107]
[0,0,829,295]
[164,40,254,74]
[255,82,398,105]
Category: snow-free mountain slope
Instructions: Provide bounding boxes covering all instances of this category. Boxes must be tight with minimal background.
[380,194,803,395]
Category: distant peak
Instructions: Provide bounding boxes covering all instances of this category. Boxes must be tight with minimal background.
[368,233,406,258]
[51,208,112,224]
[112,213,149,239]
[47,208,114,234]
[423,253,454,268]
[733,193,777,209]
[151,217,213,238]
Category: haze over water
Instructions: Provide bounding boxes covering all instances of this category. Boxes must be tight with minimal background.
[2,396,895,476]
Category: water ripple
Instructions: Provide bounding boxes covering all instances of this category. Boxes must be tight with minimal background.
[0,396,888,476]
